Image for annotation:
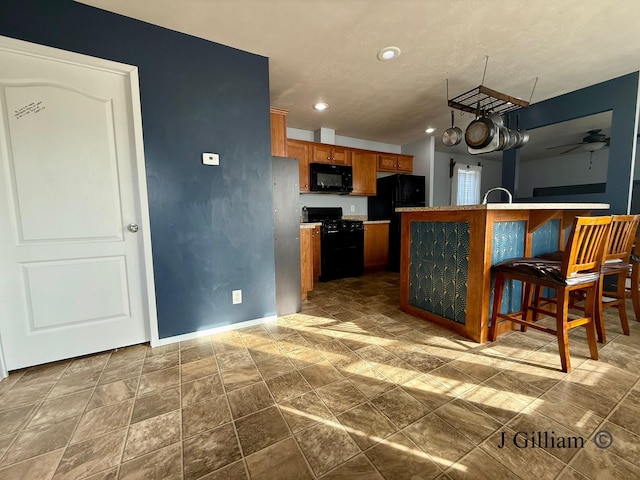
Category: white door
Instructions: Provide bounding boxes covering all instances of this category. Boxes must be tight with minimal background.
[0,36,157,372]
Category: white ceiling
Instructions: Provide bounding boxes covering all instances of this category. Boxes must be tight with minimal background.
[78,0,640,146]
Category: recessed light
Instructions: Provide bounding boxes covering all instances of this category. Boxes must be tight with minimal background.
[313,102,329,111]
[425,127,436,134]
[377,46,401,61]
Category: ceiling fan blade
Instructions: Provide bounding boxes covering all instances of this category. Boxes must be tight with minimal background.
[559,145,582,154]
[547,143,581,149]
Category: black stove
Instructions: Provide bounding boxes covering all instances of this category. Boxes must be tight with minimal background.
[303,207,364,281]
[322,218,364,233]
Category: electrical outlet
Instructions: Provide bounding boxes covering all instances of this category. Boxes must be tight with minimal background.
[232,289,242,304]
[350,205,355,212]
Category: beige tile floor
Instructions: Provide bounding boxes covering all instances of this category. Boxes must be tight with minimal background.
[1,272,640,479]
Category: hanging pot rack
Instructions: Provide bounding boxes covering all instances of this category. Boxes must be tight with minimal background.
[446,57,536,116]
[448,85,529,116]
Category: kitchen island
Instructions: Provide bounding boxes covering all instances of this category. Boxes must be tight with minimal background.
[397,203,610,343]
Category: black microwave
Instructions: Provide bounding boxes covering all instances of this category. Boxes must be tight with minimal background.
[309,163,353,194]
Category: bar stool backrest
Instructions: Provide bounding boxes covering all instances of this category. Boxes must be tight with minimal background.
[561,216,612,279]
[605,215,640,263]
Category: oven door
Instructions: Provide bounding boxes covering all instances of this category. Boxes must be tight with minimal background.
[320,227,364,281]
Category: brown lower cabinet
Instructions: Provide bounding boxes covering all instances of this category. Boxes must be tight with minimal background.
[300,225,321,300]
[300,228,313,301]
[312,226,321,280]
[364,223,389,270]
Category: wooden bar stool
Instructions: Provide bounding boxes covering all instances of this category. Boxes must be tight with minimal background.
[596,215,639,342]
[489,216,612,373]
[626,236,640,322]
[534,215,639,343]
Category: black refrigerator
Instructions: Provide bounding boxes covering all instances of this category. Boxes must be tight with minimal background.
[368,174,426,271]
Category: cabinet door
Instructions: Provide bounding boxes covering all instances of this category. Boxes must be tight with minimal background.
[351,151,377,196]
[331,147,350,165]
[312,145,350,165]
[312,144,333,164]
[300,228,313,300]
[312,226,321,280]
[287,140,311,192]
[269,108,288,156]
[377,154,398,172]
[396,154,413,173]
[364,223,389,269]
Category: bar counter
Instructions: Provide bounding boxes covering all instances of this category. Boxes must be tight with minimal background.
[397,203,610,343]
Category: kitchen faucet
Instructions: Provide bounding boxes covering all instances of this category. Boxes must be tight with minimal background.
[481,187,513,205]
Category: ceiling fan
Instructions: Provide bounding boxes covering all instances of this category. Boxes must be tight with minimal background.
[546,129,610,155]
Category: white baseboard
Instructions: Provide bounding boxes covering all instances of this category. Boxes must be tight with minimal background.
[151,315,279,347]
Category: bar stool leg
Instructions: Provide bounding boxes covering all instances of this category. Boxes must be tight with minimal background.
[520,282,533,332]
[489,273,505,341]
[584,286,600,362]
[531,285,543,323]
[616,271,631,335]
[556,289,571,373]
[632,262,640,322]
[595,279,606,344]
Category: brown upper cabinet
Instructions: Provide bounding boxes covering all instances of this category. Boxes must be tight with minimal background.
[377,153,413,173]
[312,144,350,165]
[287,139,311,193]
[270,107,288,157]
[286,138,413,195]
[351,151,377,196]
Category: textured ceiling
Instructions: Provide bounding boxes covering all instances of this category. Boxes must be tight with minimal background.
[78,0,640,146]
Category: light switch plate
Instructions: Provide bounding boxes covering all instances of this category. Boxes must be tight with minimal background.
[202,153,219,166]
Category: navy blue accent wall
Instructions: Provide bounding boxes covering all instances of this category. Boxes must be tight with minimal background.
[503,72,639,214]
[0,0,276,338]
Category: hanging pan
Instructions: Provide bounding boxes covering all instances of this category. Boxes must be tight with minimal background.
[513,114,530,149]
[496,125,511,151]
[488,114,511,151]
[442,110,462,147]
[503,128,518,150]
[465,114,497,149]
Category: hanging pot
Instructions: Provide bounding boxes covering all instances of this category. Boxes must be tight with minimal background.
[488,113,504,127]
[513,129,530,149]
[442,110,462,147]
[465,115,497,149]
[496,125,511,151]
[503,128,519,150]
[518,130,530,147]
[512,114,529,149]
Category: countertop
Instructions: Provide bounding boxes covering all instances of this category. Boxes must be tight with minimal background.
[300,222,321,229]
[396,203,610,212]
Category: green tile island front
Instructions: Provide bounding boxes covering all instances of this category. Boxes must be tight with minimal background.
[397,203,610,343]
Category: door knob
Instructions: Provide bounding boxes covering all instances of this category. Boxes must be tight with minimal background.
[127,223,139,233]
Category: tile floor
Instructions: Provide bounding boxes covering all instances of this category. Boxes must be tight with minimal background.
[1,272,640,479]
